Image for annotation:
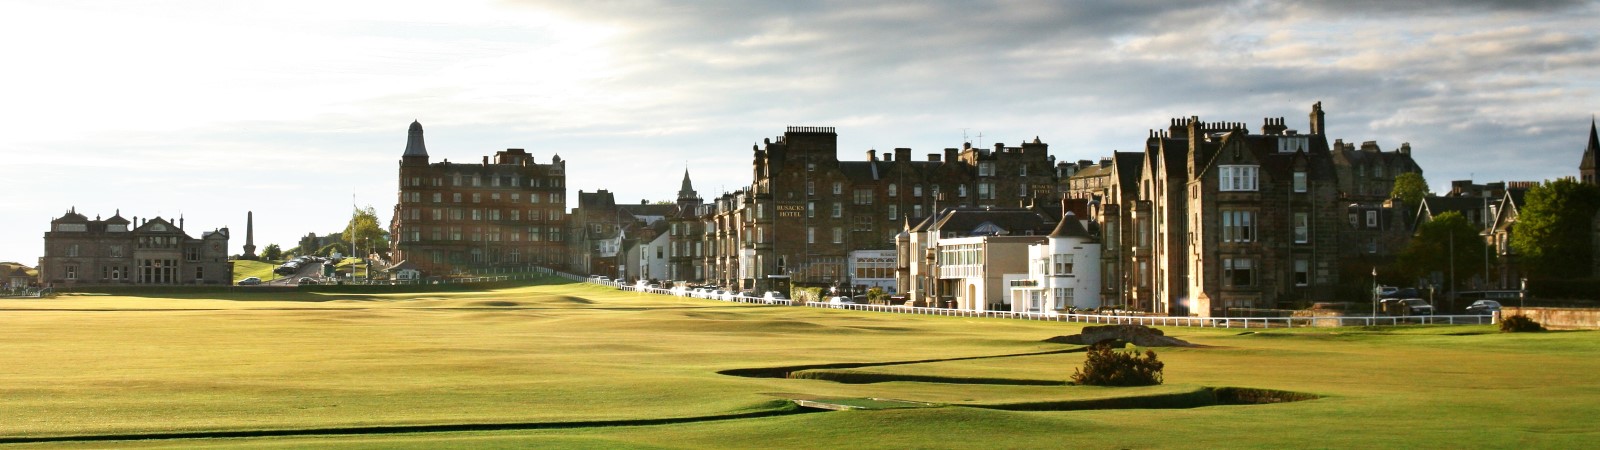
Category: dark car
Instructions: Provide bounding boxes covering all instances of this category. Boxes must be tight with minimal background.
[1396,298,1434,316]
[1465,300,1502,315]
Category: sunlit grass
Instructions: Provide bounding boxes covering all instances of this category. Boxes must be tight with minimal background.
[2,282,1596,448]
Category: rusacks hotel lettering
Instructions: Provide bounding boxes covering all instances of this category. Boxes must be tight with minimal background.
[775,203,805,218]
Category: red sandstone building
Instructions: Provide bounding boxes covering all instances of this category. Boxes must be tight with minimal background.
[389,121,570,275]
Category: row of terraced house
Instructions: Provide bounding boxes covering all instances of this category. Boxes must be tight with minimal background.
[564,103,1435,317]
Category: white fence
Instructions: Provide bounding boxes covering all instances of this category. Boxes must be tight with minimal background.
[596,280,1495,329]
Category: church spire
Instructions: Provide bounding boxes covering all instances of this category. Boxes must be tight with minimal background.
[677,168,697,200]
[1580,117,1598,184]
[1588,116,1599,154]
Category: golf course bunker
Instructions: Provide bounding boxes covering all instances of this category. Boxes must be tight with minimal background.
[547,295,596,305]
[788,370,1066,385]
[972,387,1320,411]
[468,300,523,307]
[1043,324,1200,347]
[718,348,1084,381]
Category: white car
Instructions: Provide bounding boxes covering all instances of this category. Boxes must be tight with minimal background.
[237,277,262,286]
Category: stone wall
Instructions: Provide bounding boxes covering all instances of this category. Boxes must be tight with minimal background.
[1500,306,1600,330]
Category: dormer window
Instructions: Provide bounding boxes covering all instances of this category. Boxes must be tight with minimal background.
[56,223,87,232]
[1278,136,1309,153]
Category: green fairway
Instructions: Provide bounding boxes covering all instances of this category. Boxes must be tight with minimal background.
[1,281,1596,448]
[230,259,280,283]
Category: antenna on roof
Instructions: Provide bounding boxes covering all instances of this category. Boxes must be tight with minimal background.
[962,128,970,144]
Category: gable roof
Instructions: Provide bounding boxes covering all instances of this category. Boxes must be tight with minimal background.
[923,207,1055,236]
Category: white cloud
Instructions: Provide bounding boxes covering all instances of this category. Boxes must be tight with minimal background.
[3,0,1598,263]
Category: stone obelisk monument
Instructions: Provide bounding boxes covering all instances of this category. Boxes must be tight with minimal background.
[241,211,259,260]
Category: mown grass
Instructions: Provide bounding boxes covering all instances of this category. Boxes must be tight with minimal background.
[1,283,1597,448]
[230,259,280,283]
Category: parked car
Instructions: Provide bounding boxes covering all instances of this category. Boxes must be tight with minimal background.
[297,277,318,285]
[762,291,788,301]
[1465,300,1502,315]
[238,277,262,286]
[1380,288,1420,301]
[1377,285,1399,298]
[827,296,857,306]
[1394,298,1434,316]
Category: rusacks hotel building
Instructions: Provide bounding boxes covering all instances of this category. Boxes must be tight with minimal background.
[389,121,570,275]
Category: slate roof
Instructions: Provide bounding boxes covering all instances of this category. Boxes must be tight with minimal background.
[403,120,427,157]
[915,207,1055,236]
[1048,212,1094,239]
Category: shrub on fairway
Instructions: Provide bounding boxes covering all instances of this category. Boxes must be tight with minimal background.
[1499,315,1545,333]
[1071,343,1163,386]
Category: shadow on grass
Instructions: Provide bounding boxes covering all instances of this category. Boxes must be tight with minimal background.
[0,400,814,445]
[971,387,1320,411]
[718,348,1085,383]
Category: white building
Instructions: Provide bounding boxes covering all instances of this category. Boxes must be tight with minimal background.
[937,235,1045,312]
[1011,212,1102,314]
[848,249,897,293]
[636,232,669,282]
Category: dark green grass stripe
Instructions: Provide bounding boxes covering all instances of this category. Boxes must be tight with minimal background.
[718,347,1086,378]
[0,403,814,445]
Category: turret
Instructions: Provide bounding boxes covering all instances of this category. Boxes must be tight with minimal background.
[401,120,429,166]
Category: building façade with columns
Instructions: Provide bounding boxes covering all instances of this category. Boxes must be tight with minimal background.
[39,209,233,286]
[389,121,570,275]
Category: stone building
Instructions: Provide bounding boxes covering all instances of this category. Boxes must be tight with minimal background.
[704,126,1066,293]
[1331,139,1422,202]
[389,121,570,275]
[1064,152,1145,310]
[39,209,232,286]
[1078,103,1381,316]
[567,171,699,281]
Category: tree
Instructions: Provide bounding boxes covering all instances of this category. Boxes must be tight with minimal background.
[261,244,283,261]
[1397,211,1491,290]
[317,242,350,258]
[1391,172,1429,206]
[344,206,390,257]
[1511,178,1600,279]
[1071,343,1163,386]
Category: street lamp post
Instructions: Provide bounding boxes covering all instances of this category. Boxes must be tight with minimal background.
[1520,277,1527,310]
[1371,267,1378,317]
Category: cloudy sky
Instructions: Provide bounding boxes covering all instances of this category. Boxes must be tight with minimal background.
[3,0,1597,265]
